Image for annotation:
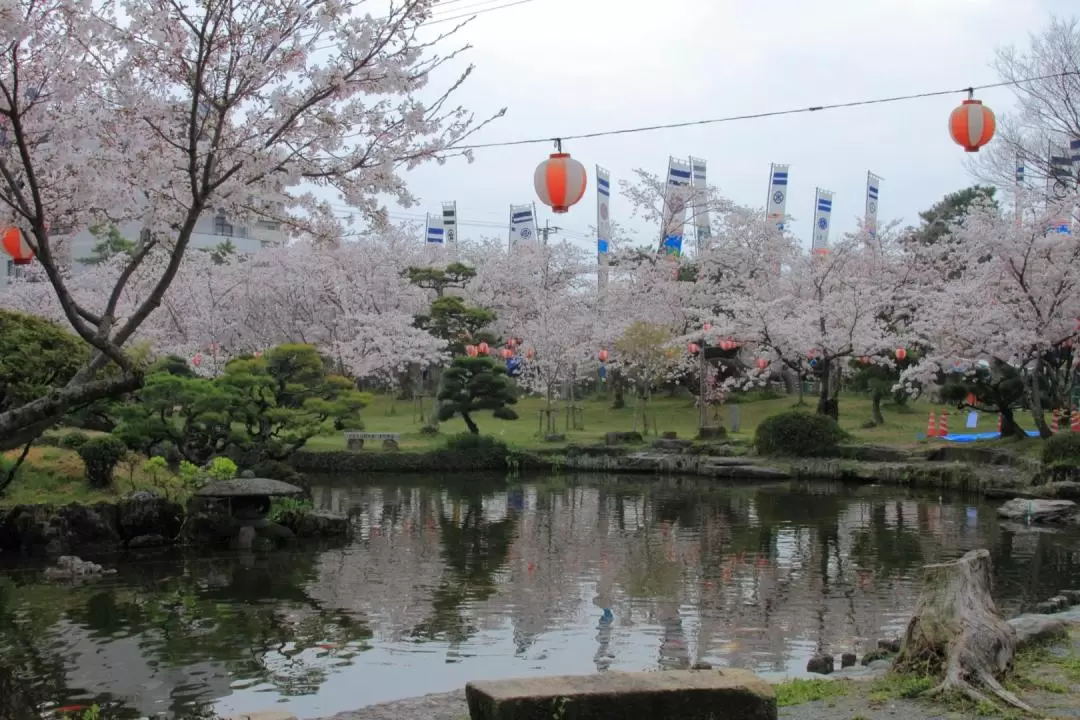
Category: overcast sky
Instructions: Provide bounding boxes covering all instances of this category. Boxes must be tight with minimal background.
[376,0,1073,252]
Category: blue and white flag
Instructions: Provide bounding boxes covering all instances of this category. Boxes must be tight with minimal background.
[690,156,711,252]
[510,203,537,246]
[812,189,833,254]
[1048,141,1073,235]
[660,156,691,255]
[865,172,881,238]
[1071,138,1080,166]
[597,165,611,291]
[425,214,444,244]
[442,202,457,244]
[766,164,789,230]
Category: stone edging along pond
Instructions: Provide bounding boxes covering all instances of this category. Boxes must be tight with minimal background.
[286,438,1078,500]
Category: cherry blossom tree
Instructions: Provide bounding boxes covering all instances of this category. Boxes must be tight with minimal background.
[899,192,1080,437]
[0,0,499,449]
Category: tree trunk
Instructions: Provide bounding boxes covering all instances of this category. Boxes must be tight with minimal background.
[815,361,838,420]
[892,549,1032,713]
[1000,407,1027,440]
[1027,370,1052,439]
[611,369,625,409]
[461,411,479,435]
[871,387,885,425]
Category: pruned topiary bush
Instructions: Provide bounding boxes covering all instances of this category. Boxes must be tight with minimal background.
[1042,431,1080,467]
[58,430,91,449]
[77,436,129,488]
[754,411,846,458]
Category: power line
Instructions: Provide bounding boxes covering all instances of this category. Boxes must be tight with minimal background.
[424,0,537,25]
[451,70,1080,151]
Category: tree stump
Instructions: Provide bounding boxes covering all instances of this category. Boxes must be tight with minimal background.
[892,548,1031,712]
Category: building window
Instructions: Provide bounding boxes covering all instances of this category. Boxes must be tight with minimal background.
[213,211,233,237]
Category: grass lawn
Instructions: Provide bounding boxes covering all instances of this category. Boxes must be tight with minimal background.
[303,390,1042,453]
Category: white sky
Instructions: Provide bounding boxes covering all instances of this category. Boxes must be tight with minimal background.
[383,0,1072,251]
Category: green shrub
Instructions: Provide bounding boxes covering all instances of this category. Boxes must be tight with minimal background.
[59,430,91,449]
[207,456,238,482]
[1042,432,1080,467]
[443,433,509,454]
[754,411,846,458]
[76,436,129,488]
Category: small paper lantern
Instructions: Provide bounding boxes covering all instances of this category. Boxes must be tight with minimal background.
[598,349,609,363]
[507,337,519,348]
[500,348,513,360]
[526,348,535,360]
[2,227,33,265]
[755,358,768,370]
[858,356,870,365]
[477,341,490,355]
[192,354,203,367]
[466,344,478,357]
[703,322,712,332]
[949,95,996,153]
[688,342,700,355]
[895,347,907,361]
[720,340,734,351]
[534,150,587,213]
[253,351,262,358]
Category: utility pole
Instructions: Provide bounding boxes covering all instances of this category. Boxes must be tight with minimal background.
[538,219,561,246]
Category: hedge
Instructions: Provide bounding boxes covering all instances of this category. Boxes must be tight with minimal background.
[286,448,549,474]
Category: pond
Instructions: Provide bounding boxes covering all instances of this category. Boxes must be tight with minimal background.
[3,475,1080,719]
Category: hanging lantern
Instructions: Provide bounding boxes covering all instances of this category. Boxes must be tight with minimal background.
[507,337,519,349]
[598,349,609,363]
[192,354,203,367]
[688,342,700,355]
[534,142,587,213]
[948,92,995,153]
[466,344,479,357]
[755,358,768,370]
[477,341,490,355]
[858,356,870,365]
[526,348,535,360]
[2,227,33,265]
[253,351,262,358]
[703,322,712,332]
[500,347,513,359]
[720,340,734,351]
[895,347,907,361]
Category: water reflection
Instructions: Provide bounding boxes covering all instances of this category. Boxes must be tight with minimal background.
[2,476,1080,719]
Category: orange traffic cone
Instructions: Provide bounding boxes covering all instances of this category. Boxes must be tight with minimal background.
[998,414,1003,435]
[1052,409,1060,434]
[926,411,937,439]
[938,411,949,438]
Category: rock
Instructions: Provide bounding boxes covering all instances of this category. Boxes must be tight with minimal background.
[239,470,256,479]
[226,712,298,720]
[997,498,1080,524]
[255,522,295,544]
[806,654,834,675]
[604,431,643,446]
[0,503,120,554]
[691,661,713,670]
[1042,481,1080,500]
[465,669,776,720]
[1060,589,1080,604]
[696,426,727,440]
[652,438,693,452]
[277,510,349,538]
[662,431,678,439]
[1008,614,1069,647]
[117,496,183,543]
[861,648,892,665]
[43,555,116,580]
[196,477,304,497]
[1048,595,1072,611]
[544,434,566,443]
[841,652,856,668]
[1035,600,1062,614]
[127,534,171,550]
[182,499,240,546]
[382,438,400,451]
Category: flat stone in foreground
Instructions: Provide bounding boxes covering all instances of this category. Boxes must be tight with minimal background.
[465,668,776,720]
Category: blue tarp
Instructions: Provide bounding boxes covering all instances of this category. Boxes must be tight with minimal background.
[917,430,1041,442]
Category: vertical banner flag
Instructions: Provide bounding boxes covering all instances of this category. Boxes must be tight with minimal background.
[864,172,881,238]
[597,165,611,291]
[812,188,833,254]
[1048,141,1073,235]
[509,204,538,247]
[766,164,789,230]
[442,202,457,245]
[690,156,711,253]
[1015,154,1025,226]
[660,156,691,255]
[1072,138,1080,166]
[425,213,445,244]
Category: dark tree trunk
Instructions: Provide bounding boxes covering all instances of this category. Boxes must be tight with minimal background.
[816,361,838,420]
[871,387,885,425]
[1000,407,1027,440]
[462,411,479,435]
[611,369,625,410]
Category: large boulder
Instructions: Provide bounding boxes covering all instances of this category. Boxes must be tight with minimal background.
[0,503,120,554]
[116,494,184,545]
[997,498,1080,524]
[182,498,241,546]
[277,510,350,538]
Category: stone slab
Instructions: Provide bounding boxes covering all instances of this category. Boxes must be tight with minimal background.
[227,712,298,720]
[465,668,776,720]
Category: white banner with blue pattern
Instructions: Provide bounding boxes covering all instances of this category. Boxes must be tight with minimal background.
[442,202,457,245]
[425,213,444,244]
[812,188,833,253]
[510,204,537,247]
[690,156,711,252]
[661,156,691,254]
[865,172,881,238]
[766,164,789,230]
